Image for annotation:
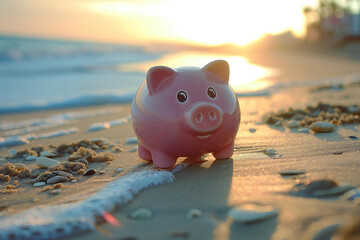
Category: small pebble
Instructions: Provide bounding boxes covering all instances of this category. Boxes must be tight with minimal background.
[71,179,78,183]
[53,171,72,178]
[116,168,124,173]
[274,120,282,127]
[98,170,106,175]
[297,128,310,133]
[83,169,96,176]
[77,169,85,175]
[279,170,305,176]
[186,209,202,219]
[36,157,60,168]
[341,188,360,201]
[125,137,138,145]
[8,149,16,155]
[33,182,46,187]
[286,120,300,128]
[312,185,356,197]
[5,185,15,190]
[265,148,276,155]
[130,147,138,153]
[13,180,19,185]
[249,128,256,133]
[348,135,358,139]
[129,208,152,220]
[51,189,61,195]
[25,155,37,161]
[46,176,68,184]
[113,147,124,152]
[40,151,56,157]
[228,203,279,223]
[309,121,335,133]
[13,163,26,170]
[53,183,64,189]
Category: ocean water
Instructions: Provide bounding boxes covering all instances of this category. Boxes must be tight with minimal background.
[0,35,164,113]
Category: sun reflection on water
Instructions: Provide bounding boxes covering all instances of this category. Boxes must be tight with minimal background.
[120,52,277,93]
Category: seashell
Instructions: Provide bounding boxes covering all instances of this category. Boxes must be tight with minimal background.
[228,203,279,223]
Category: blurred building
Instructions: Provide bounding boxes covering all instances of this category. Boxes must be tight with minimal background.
[304,0,360,44]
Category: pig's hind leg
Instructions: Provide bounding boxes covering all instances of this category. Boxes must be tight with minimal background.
[213,142,234,160]
[138,144,153,161]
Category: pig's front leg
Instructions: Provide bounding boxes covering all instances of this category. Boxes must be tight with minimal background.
[212,142,234,160]
[151,150,177,169]
[138,144,152,161]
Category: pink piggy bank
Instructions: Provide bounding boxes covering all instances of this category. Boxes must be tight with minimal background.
[131,60,240,169]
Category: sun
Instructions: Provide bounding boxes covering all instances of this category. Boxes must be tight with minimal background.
[86,0,308,46]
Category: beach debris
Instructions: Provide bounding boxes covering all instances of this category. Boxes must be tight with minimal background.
[116,168,124,173]
[125,137,138,145]
[309,121,335,133]
[130,147,138,153]
[17,169,31,178]
[46,176,68,184]
[265,102,360,128]
[349,135,358,139]
[279,169,305,176]
[88,122,110,132]
[286,120,300,128]
[102,211,121,227]
[264,148,276,155]
[36,157,60,168]
[13,163,26,170]
[67,147,114,163]
[249,128,256,133]
[291,179,355,197]
[25,155,37,161]
[186,209,202,219]
[129,208,153,220]
[33,182,46,187]
[40,151,57,157]
[0,163,19,176]
[0,174,10,182]
[0,136,29,148]
[228,203,279,223]
[83,169,96,176]
[49,162,86,173]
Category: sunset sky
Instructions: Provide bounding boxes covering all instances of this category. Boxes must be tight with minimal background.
[0,0,317,46]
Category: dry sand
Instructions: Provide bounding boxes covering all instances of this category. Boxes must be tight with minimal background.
[1,48,360,240]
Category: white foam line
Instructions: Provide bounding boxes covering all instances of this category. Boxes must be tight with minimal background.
[0,108,120,133]
[0,128,79,148]
[0,163,189,240]
[88,115,131,132]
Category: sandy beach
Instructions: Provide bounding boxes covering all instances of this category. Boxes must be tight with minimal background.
[1,47,360,240]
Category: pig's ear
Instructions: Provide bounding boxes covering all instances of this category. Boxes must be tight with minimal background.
[146,66,177,95]
[202,60,229,84]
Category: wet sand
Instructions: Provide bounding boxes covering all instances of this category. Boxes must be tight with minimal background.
[1,48,360,240]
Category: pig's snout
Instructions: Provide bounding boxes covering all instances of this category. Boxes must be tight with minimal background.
[185,102,223,133]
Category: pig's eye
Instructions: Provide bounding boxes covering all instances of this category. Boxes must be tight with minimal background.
[177,91,187,103]
[207,87,216,98]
